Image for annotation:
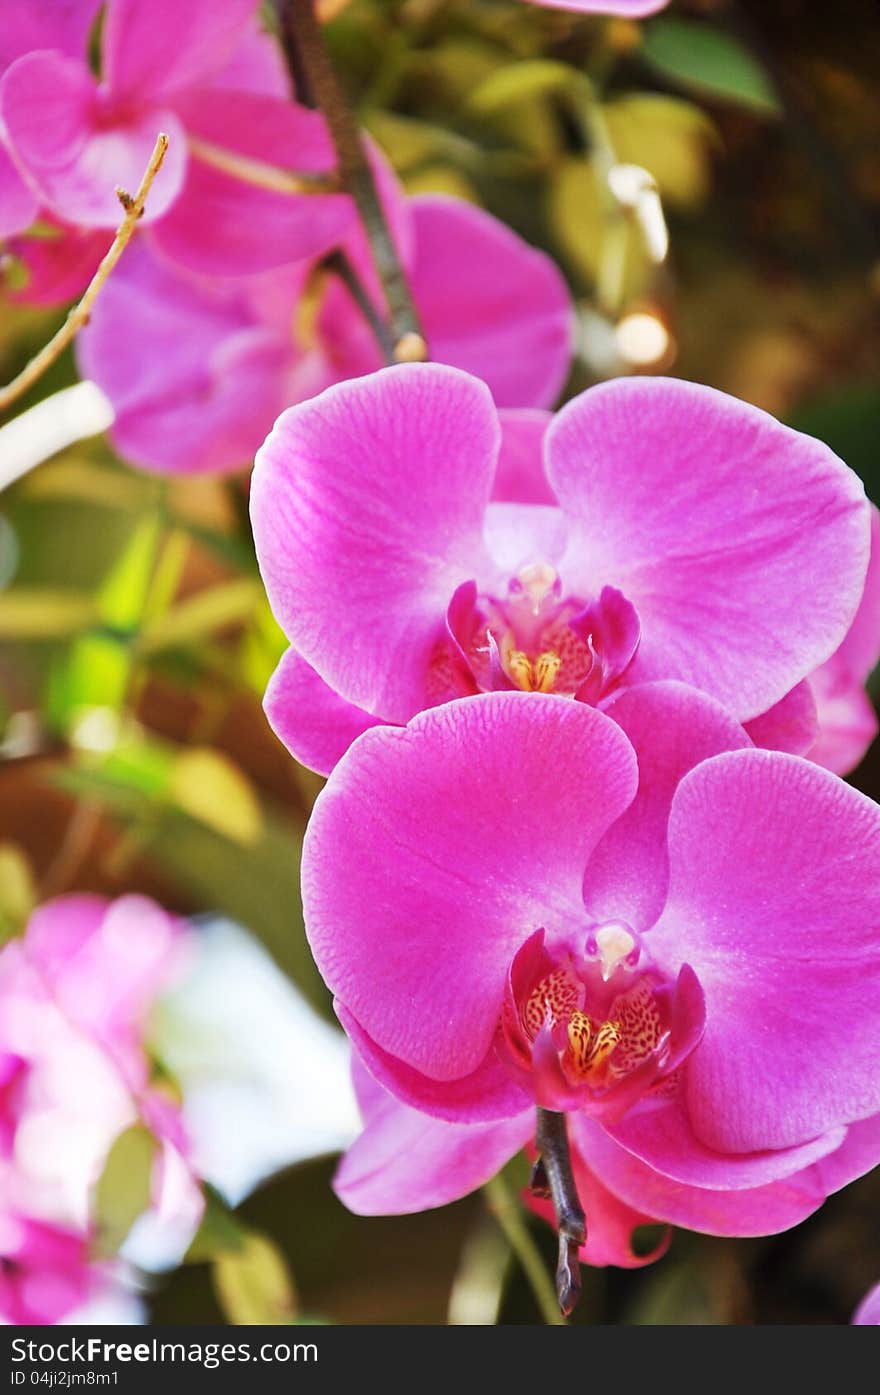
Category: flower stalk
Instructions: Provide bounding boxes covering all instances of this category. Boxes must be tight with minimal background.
[482,1173,566,1327]
[0,133,169,416]
[533,1108,586,1317]
[276,0,427,364]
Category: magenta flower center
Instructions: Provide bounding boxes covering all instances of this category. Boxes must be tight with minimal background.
[484,563,592,695]
[500,923,699,1119]
[437,564,642,708]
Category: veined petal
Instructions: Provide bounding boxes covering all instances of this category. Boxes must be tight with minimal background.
[808,672,878,776]
[338,1003,530,1124]
[103,0,260,100]
[264,649,384,778]
[650,750,880,1153]
[493,410,556,506]
[744,680,818,757]
[812,1112,880,1196]
[334,1058,531,1215]
[546,377,869,721]
[831,503,880,684]
[251,364,499,723]
[584,682,750,933]
[0,143,37,237]
[149,91,372,276]
[0,0,102,67]
[573,1115,830,1238]
[408,195,574,409]
[0,52,185,227]
[604,1097,845,1190]
[804,505,880,774]
[302,693,638,1081]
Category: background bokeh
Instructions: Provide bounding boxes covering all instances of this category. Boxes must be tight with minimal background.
[2,0,880,1323]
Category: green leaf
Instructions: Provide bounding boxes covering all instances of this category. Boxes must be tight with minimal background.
[641,19,781,117]
[185,1186,246,1264]
[169,748,262,846]
[40,514,163,731]
[0,589,96,639]
[47,632,131,730]
[402,165,479,202]
[0,844,36,945]
[94,739,175,800]
[604,94,716,208]
[366,112,484,176]
[137,578,261,655]
[92,1124,158,1258]
[21,459,151,512]
[212,1231,298,1326]
[410,37,502,106]
[468,60,586,114]
[237,596,288,697]
[547,156,605,283]
[97,514,162,631]
[547,156,648,298]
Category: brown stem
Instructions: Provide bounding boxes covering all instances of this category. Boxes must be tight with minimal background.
[0,134,169,416]
[533,1109,586,1318]
[320,249,397,361]
[276,0,427,364]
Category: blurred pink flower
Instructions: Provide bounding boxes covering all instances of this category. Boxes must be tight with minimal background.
[0,894,202,1323]
[251,362,869,775]
[0,1215,96,1325]
[0,0,102,237]
[853,1281,880,1325]
[308,686,880,1256]
[5,218,111,307]
[524,0,667,12]
[0,0,378,276]
[77,195,573,474]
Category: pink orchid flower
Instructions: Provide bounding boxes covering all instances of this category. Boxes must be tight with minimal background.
[747,504,880,775]
[807,502,880,773]
[0,1214,108,1325]
[853,1282,880,1325]
[0,0,375,276]
[305,685,880,1271]
[76,195,573,474]
[0,894,203,1323]
[0,1,103,237]
[472,404,880,775]
[251,363,869,776]
[524,0,668,13]
[337,1056,670,1270]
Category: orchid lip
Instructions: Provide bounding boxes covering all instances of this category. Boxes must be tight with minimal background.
[441,570,641,704]
[499,927,702,1121]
